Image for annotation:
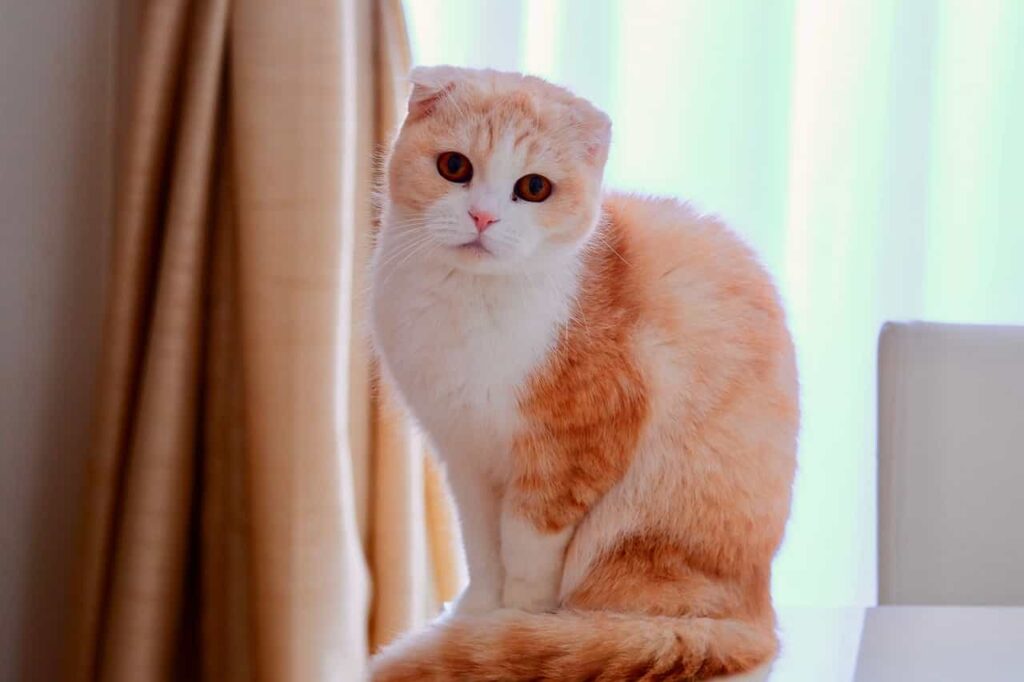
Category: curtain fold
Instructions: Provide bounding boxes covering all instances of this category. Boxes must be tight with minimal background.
[230,1,369,677]
[66,0,459,679]
[365,0,464,651]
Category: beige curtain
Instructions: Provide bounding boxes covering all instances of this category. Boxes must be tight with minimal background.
[65,1,459,680]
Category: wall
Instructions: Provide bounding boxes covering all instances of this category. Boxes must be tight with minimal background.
[0,1,117,679]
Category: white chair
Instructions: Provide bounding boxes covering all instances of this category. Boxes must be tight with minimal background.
[877,321,1024,605]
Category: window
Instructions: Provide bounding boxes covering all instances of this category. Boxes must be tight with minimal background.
[404,0,1024,606]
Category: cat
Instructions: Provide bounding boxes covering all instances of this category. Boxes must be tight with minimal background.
[368,65,798,681]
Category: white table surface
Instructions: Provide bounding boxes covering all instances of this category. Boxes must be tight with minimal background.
[725,606,1024,681]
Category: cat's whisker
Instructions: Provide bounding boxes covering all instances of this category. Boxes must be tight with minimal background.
[590,231,630,266]
[377,244,438,288]
[378,240,434,273]
[441,86,470,121]
[376,234,436,272]
[394,240,438,271]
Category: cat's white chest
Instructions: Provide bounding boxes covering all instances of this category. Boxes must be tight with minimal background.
[371,256,575,475]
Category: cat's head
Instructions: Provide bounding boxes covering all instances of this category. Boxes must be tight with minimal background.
[385,66,611,275]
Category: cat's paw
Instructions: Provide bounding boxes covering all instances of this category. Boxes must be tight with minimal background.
[502,576,560,613]
[451,583,502,616]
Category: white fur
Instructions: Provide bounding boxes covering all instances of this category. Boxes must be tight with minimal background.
[370,181,588,611]
[501,498,574,611]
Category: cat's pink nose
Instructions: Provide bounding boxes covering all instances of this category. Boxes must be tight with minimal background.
[468,209,498,233]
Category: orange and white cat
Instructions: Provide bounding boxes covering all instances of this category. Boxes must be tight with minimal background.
[369,66,798,681]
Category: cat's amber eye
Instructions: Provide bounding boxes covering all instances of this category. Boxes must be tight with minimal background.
[436,151,473,183]
[514,174,553,202]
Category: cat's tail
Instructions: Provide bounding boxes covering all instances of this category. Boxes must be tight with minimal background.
[369,608,776,681]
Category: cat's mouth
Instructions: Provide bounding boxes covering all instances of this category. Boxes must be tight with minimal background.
[456,238,492,256]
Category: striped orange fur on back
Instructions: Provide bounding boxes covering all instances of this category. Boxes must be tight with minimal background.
[511,223,648,532]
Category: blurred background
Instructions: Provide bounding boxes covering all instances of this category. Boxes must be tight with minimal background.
[404,0,1024,608]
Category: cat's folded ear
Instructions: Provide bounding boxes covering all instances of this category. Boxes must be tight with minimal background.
[571,99,612,168]
[407,65,462,121]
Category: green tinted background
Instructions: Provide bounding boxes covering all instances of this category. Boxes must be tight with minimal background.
[403,0,1024,607]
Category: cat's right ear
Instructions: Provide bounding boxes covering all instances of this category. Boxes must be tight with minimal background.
[407,66,460,121]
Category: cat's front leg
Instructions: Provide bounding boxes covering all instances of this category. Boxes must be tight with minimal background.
[499,494,574,612]
[445,465,504,615]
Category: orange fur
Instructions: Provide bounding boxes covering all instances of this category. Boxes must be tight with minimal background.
[370,610,775,681]
[511,223,648,532]
[370,67,798,681]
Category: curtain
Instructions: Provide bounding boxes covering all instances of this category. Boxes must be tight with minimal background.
[404,0,1024,607]
[65,1,458,680]
[361,2,465,652]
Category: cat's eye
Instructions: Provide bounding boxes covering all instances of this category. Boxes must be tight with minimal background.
[436,151,473,183]
[514,174,553,202]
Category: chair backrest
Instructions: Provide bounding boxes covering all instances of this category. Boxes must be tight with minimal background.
[878,321,1024,605]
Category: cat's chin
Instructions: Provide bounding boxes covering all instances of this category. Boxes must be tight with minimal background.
[455,239,493,256]
[440,245,524,276]
[439,243,578,278]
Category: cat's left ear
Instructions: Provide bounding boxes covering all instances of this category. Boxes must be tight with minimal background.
[571,100,612,168]
[407,65,461,121]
